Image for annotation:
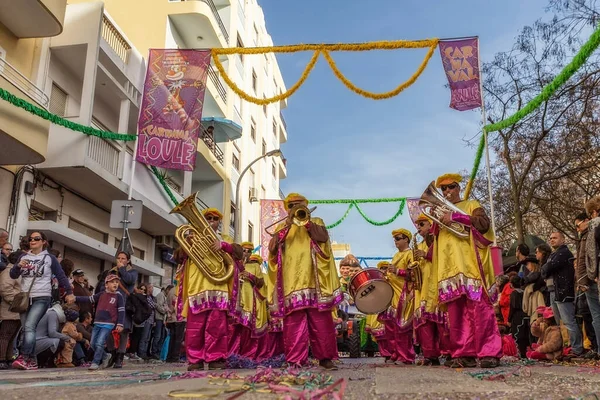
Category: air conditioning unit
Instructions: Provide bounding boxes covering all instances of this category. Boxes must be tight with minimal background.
[156,235,175,249]
[248,187,258,203]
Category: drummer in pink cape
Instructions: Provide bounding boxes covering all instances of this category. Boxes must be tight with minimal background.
[412,213,449,366]
[379,228,417,365]
[267,193,343,370]
[365,261,394,363]
[429,173,502,368]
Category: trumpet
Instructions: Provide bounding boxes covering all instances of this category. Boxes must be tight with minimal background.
[264,205,317,235]
[419,181,470,238]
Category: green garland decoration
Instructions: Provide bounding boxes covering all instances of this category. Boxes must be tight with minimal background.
[323,203,355,229]
[484,24,600,133]
[0,87,137,141]
[465,23,600,198]
[316,199,406,229]
[309,197,406,204]
[150,165,180,206]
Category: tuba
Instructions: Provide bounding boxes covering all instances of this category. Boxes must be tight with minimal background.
[170,192,234,284]
[407,232,423,291]
[418,181,470,238]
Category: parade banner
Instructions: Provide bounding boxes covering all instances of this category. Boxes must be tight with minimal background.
[136,49,211,171]
[405,197,423,228]
[439,38,482,111]
[260,199,288,264]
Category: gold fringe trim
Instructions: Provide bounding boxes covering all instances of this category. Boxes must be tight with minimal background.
[210,39,440,105]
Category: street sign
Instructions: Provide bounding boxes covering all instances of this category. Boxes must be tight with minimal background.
[109,200,143,229]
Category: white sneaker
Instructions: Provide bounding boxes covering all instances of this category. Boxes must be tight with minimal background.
[100,353,112,369]
[88,363,100,371]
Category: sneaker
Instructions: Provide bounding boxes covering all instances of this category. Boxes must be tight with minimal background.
[88,363,100,371]
[584,351,600,360]
[418,358,440,366]
[319,359,338,370]
[11,355,27,370]
[0,361,8,370]
[24,358,38,370]
[130,353,142,361]
[79,362,92,368]
[101,352,112,369]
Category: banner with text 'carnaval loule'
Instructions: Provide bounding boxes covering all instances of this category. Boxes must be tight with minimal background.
[136,49,210,171]
[439,38,482,111]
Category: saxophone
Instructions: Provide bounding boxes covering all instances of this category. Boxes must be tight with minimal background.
[407,232,423,291]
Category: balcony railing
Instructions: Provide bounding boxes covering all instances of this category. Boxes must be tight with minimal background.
[87,135,120,176]
[200,125,224,165]
[208,67,227,103]
[184,0,229,44]
[101,14,131,63]
[0,58,49,108]
[280,112,287,130]
[279,189,285,200]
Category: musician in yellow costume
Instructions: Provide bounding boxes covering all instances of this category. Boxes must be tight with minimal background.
[178,207,243,370]
[228,241,256,357]
[431,173,502,368]
[365,261,393,362]
[379,228,416,364]
[413,213,448,366]
[234,253,268,360]
[268,193,342,370]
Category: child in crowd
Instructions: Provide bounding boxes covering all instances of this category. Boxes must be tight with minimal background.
[527,307,563,361]
[498,324,518,357]
[508,275,530,358]
[69,274,125,370]
[56,308,83,368]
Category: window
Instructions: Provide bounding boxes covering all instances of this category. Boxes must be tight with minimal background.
[263,103,267,116]
[232,153,240,171]
[49,83,67,117]
[272,121,277,136]
[252,69,257,92]
[250,118,256,142]
[69,218,107,244]
[230,202,236,228]
[273,78,278,95]
[253,24,259,43]
[261,139,266,156]
[236,34,244,62]
[250,169,255,187]
[261,185,266,201]
[248,222,254,243]
[272,162,277,179]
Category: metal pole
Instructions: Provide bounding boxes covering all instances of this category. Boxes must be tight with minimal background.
[234,149,281,243]
[477,43,498,246]
[127,135,140,201]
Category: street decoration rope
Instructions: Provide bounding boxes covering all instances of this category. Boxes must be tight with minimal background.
[211,39,439,105]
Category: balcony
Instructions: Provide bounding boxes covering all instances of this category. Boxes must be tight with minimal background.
[0,58,50,164]
[279,158,287,179]
[279,112,288,144]
[101,14,132,64]
[169,0,231,49]
[200,125,225,165]
[207,67,227,104]
[0,0,66,38]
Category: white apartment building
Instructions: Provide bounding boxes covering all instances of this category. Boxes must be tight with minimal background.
[2,0,289,286]
[6,3,186,287]
[84,0,289,246]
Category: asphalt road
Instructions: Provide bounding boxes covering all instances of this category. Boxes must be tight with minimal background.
[0,357,599,399]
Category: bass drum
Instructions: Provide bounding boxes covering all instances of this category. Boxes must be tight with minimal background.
[348,269,393,314]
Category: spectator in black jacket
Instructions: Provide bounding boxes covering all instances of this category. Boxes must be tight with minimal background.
[542,231,583,356]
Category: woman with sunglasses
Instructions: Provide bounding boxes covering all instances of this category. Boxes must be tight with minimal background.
[9,231,74,370]
[430,173,502,369]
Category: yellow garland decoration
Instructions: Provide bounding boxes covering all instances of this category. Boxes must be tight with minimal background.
[210,39,440,105]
